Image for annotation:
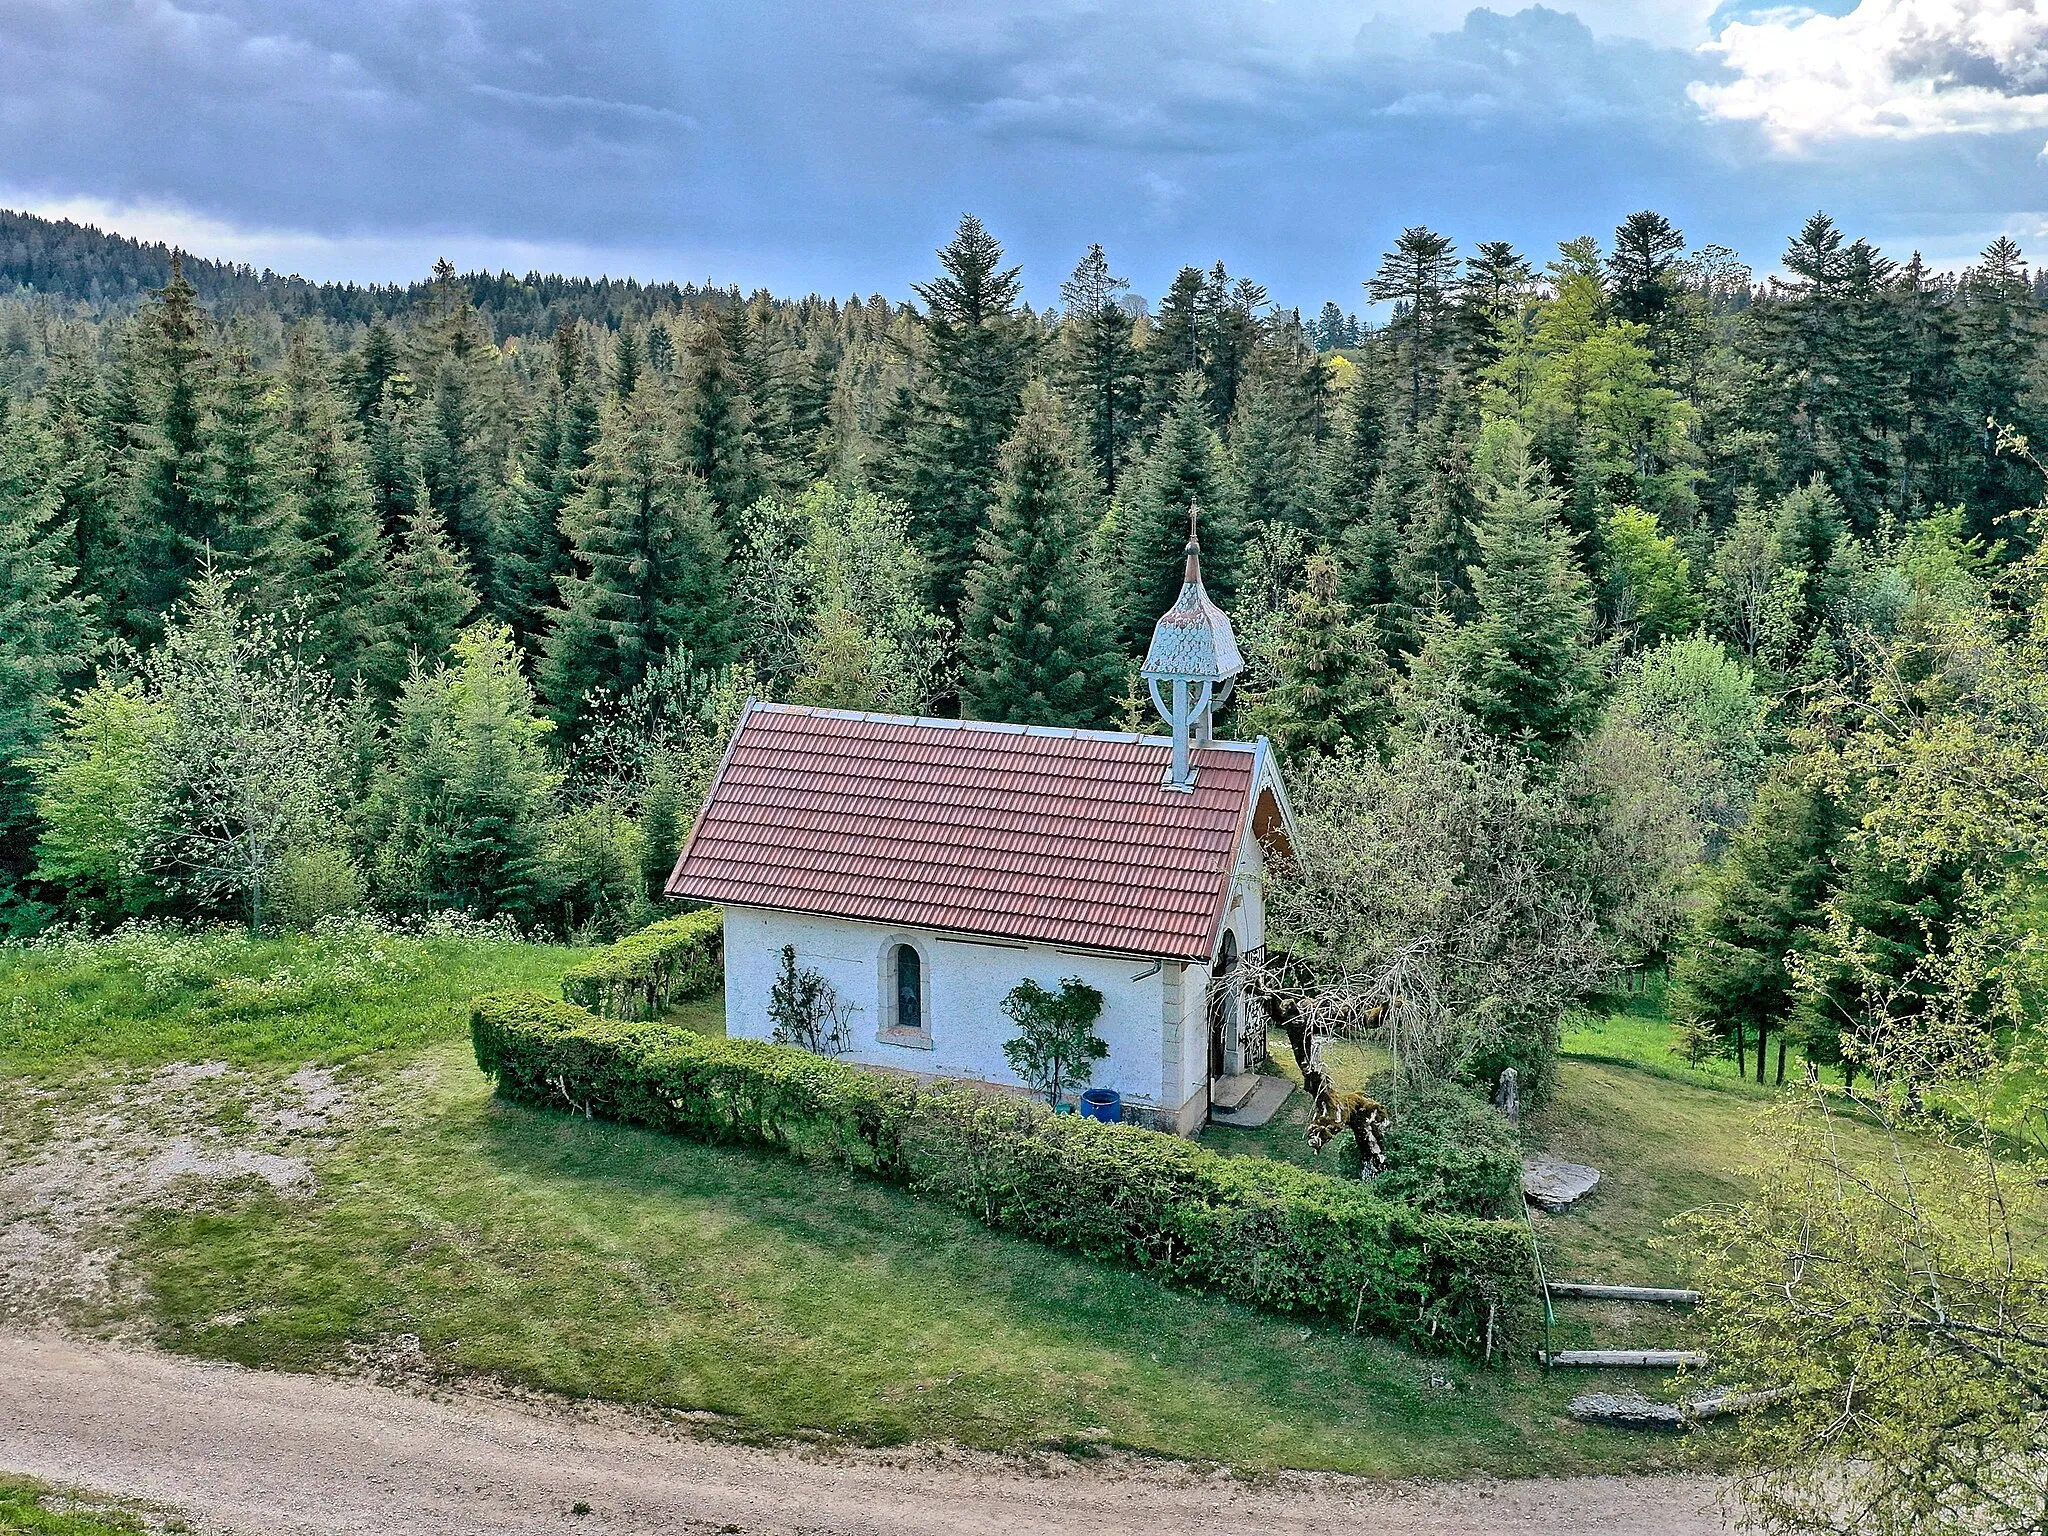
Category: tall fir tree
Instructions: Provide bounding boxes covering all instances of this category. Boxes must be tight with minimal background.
[0,404,95,912]
[682,308,765,542]
[411,270,505,596]
[1316,336,1396,539]
[1225,373,1315,533]
[1671,759,1841,1082]
[1243,551,1394,759]
[492,322,597,645]
[897,215,1034,612]
[1114,371,1236,649]
[199,324,281,570]
[268,327,390,678]
[960,385,1122,727]
[1143,266,1209,430]
[1368,227,1459,433]
[366,482,478,700]
[610,325,643,401]
[543,384,734,726]
[1412,421,1601,760]
[1054,244,1144,495]
[120,255,215,639]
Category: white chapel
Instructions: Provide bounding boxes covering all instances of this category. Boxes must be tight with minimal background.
[665,516,1295,1133]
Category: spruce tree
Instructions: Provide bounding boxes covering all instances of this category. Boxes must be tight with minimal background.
[1143,267,1208,429]
[784,342,841,480]
[960,385,1122,727]
[1316,337,1395,539]
[898,215,1034,612]
[1054,245,1143,495]
[543,384,734,726]
[611,325,642,401]
[367,483,478,699]
[41,336,122,614]
[1115,371,1235,649]
[412,278,503,592]
[269,328,389,678]
[682,309,764,541]
[1414,421,1601,760]
[1367,227,1459,432]
[0,406,94,908]
[493,323,597,643]
[1670,759,1841,1081]
[1243,552,1394,759]
[348,322,402,424]
[120,255,214,638]
[1226,373,1314,533]
[199,325,280,570]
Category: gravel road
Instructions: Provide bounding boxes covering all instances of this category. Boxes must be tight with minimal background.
[0,1332,1736,1535]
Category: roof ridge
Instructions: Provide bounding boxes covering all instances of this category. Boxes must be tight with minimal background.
[752,701,1262,754]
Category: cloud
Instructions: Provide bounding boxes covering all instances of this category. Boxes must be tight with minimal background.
[1692,0,2048,148]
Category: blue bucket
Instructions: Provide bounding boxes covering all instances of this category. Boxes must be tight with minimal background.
[1079,1087,1122,1124]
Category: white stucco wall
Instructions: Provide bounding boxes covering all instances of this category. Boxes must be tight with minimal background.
[717,814,1272,1133]
[722,905,1218,1119]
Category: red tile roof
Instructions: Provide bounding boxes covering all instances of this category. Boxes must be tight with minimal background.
[665,703,1284,960]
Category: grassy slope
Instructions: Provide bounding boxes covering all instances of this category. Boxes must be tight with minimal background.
[1,931,1781,1478]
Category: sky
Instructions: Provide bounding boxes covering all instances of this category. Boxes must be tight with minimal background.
[4,0,2048,311]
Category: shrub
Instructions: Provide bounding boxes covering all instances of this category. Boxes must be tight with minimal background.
[269,845,368,931]
[558,909,723,1020]
[1369,1076,1524,1219]
[472,989,1529,1352]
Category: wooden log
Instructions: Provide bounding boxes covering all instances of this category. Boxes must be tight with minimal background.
[1539,1349,1707,1368]
[1547,1282,1702,1304]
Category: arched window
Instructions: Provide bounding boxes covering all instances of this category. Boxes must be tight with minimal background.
[894,943,923,1033]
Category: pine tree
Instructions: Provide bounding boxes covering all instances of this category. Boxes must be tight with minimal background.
[960,385,1122,727]
[1414,421,1601,759]
[1454,241,1535,375]
[0,405,95,908]
[682,309,764,541]
[1114,372,1235,649]
[1243,552,1394,760]
[268,327,389,677]
[1054,244,1143,495]
[120,255,215,638]
[898,215,1034,612]
[366,483,478,699]
[543,385,734,726]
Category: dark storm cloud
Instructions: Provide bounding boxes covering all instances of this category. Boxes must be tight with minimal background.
[1,1,2043,302]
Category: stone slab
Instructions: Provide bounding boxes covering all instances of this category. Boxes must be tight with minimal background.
[1524,1154,1602,1210]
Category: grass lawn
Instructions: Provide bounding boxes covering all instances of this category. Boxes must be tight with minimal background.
[0,927,1817,1478]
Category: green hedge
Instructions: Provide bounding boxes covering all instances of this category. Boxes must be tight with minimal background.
[472,989,1529,1353]
[559,910,723,1020]
[1369,1076,1525,1219]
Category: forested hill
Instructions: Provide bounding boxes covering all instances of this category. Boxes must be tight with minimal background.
[0,206,858,334]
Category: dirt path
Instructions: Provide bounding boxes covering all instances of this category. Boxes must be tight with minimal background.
[0,1332,1734,1536]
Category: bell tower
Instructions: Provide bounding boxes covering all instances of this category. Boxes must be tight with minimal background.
[1140,502,1243,792]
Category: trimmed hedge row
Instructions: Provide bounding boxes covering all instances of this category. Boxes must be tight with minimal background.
[559,910,723,1020]
[472,989,1529,1353]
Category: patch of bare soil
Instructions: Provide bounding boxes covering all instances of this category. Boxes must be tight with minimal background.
[0,1332,1735,1536]
[0,1062,351,1325]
